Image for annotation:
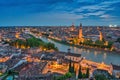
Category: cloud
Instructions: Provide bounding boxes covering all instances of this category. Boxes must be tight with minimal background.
[100,14,110,18]
[100,14,116,19]
[84,11,105,16]
[101,0,120,5]
[0,0,73,7]
[75,0,96,3]
[0,0,120,26]
[73,1,115,13]
[70,0,120,20]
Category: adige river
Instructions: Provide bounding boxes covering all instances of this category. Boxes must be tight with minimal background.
[40,37,120,65]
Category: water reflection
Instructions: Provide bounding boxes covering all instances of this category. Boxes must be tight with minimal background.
[103,53,107,60]
[40,37,120,65]
[94,51,97,57]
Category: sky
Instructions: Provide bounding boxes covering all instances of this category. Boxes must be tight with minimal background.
[0,0,120,26]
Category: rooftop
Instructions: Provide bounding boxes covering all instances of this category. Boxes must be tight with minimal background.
[112,64,120,70]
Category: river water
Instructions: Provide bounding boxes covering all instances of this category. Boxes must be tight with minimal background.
[40,37,120,65]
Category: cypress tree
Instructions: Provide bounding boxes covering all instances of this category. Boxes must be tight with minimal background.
[78,65,82,79]
[70,63,75,73]
[69,59,72,73]
[86,68,89,78]
[72,63,75,73]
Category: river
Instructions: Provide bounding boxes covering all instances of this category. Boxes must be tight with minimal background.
[40,37,120,65]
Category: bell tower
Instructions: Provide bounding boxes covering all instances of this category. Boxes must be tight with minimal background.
[78,23,84,43]
[97,27,103,41]
[78,23,83,39]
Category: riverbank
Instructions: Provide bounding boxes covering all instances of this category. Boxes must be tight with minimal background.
[38,36,120,65]
[47,36,119,54]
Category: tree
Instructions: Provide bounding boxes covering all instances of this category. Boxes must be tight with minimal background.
[95,40,104,46]
[82,73,86,78]
[95,74,108,80]
[71,63,75,73]
[2,70,19,80]
[116,38,120,43]
[107,41,113,49]
[86,68,89,78]
[64,72,72,78]
[9,37,58,50]
[68,60,74,73]
[69,59,72,73]
[78,65,82,79]
[53,72,72,80]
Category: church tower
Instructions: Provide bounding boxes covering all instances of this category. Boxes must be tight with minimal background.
[70,23,75,31]
[78,23,84,43]
[97,27,103,41]
[78,23,83,39]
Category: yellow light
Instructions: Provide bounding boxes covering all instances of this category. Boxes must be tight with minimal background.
[0,72,2,75]
[44,48,46,51]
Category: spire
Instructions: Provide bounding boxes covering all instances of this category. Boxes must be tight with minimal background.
[79,23,83,39]
[72,22,74,26]
[71,22,75,31]
[80,23,82,28]
[72,22,75,28]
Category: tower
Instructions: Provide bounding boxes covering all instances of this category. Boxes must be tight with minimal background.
[97,27,103,41]
[71,23,75,31]
[78,23,83,39]
[99,32,103,41]
[78,23,84,43]
[15,32,20,38]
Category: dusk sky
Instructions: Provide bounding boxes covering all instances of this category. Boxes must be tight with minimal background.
[0,0,120,26]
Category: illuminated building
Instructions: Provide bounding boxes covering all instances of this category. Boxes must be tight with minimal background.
[65,48,82,62]
[15,32,20,38]
[70,23,75,31]
[78,23,83,39]
[97,27,103,41]
[78,23,84,43]
[104,41,108,46]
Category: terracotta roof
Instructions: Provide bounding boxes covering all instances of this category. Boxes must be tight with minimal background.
[55,51,81,57]
[65,53,81,57]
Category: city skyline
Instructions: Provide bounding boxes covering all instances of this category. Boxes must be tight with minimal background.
[0,0,120,26]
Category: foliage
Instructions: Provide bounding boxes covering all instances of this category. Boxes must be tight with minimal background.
[95,40,104,46]
[78,66,90,79]
[53,72,72,80]
[68,60,75,73]
[78,65,82,79]
[86,68,89,78]
[79,39,113,49]
[82,39,93,45]
[116,37,120,43]
[95,74,108,80]
[9,37,58,50]
[107,41,113,48]
[1,70,19,80]
[69,60,72,73]
[82,73,86,78]
[64,72,72,78]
